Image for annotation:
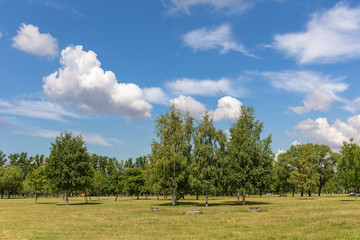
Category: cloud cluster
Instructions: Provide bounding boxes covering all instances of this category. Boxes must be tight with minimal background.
[166,77,242,97]
[262,71,348,114]
[211,96,242,121]
[0,99,78,121]
[43,45,153,119]
[273,2,360,64]
[12,23,58,57]
[165,0,253,15]
[170,95,207,118]
[290,115,360,149]
[171,95,242,121]
[183,24,256,57]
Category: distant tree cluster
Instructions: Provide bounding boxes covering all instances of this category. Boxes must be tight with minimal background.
[1,105,360,205]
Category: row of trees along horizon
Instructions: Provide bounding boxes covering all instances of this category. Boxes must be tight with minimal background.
[0,105,359,206]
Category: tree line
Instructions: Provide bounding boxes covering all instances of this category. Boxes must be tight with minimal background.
[0,105,359,205]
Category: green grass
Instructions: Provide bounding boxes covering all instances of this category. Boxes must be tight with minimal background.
[1,194,360,239]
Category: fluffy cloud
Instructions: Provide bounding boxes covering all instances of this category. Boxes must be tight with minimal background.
[0,32,3,39]
[183,24,256,57]
[0,99,78,121]
[170,95,207,117]
[143,87,169,105]
[262,71,348,114]
[289,89,333,114]
[43,45,153,119]
[166,77,242,97]
[211,96,242,121]
[12,23,58,57]
[164,0,253,15]
[273,2,360,64]
[290,116,360,149]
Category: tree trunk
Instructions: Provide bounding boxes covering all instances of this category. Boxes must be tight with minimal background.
[35,193,38,204]
[65,191,69,205]
[301,189,304,197]
[292,185,295,197]
[318,184,322,196]
[237,189,240,202]
[196,193,199,200]
[115,194,118,201]
[260,187,263,197]
[205,189,208,207]
[308,190,311,197]
[172,186,176,206]
[242,189,246,206]
[305,190,308,200]
[157,193,159,200]
[8,193,10,199]
[136,195,139,200]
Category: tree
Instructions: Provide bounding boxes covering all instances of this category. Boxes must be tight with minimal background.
[273,152,294,195]
[124,167,146,199]
[227,105,271,205]
[150,105,193,205]
[290,144,319,199]
[25,166,47,203]
[0,151,6,166]
[191,112,223,206]
[313,144,337,196]
[338,139,360,200]
[2,166,23,198]
[45,132,94,205]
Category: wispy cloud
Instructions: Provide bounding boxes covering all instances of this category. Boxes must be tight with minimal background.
[272,2,360,64]
[183,24,257,58]
[0,99,78,121]
[259,70,350,114]
[166,77,244,97]
[164,0,254,15]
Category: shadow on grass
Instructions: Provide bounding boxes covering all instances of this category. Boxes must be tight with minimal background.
[155,200,270,207]
[55,202,103,206]
[339,199,357,202]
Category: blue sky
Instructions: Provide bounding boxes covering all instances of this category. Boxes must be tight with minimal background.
[1,0,360,160]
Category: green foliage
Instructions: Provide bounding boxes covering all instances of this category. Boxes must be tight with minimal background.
[338,139,360,194]
[150,105,193,205]
[0,166,23,198]
[0,150,6,167]
[45,132,94,204]
[191,112,223,206]
[227,105,272,203]
[290,144,320,197]
[124,168,146,199]
[25,166,47,203]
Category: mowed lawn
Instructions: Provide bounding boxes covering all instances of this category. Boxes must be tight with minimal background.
[1,195,360,239]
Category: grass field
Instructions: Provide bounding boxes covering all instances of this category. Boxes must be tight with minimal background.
[1,194,360,239]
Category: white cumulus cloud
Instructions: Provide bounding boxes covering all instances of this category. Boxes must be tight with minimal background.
[289,115,360,149]
[183,24,256,57]
[211,96,242,121]
[43,45,153,119]
[170,95,207,118]
[272,2,360,64]
[12,23,58,57]
[261,70,349,114]
[0,32,3,39]
[164,0,253,15]
[143,87,169,105]
[166,77,242,97]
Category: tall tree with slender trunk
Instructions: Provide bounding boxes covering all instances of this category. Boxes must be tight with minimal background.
[191,112,223,206]
[150,105,193,206]
[227,105,271,205]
